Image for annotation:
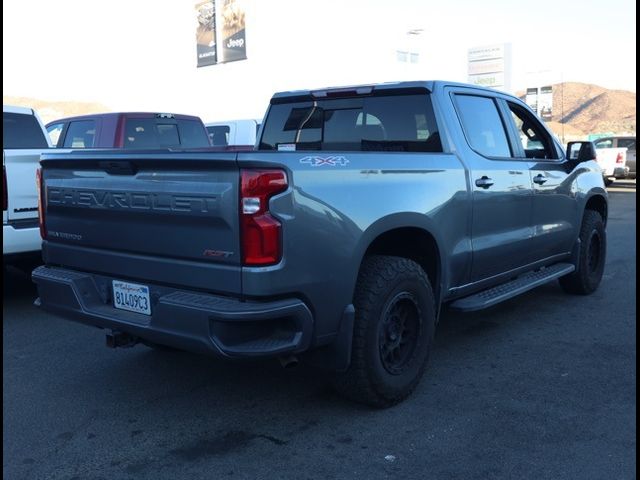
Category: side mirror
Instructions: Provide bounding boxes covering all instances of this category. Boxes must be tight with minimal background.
[566,141,597,163]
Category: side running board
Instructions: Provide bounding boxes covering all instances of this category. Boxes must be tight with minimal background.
[450,263,575,312]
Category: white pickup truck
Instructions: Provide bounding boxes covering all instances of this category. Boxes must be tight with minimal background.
[204,118,261,151]
[594,136,636,185]
[593,137,635,186]
[3,105,51,262]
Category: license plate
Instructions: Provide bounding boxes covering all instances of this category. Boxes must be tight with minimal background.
[112,281,151,315]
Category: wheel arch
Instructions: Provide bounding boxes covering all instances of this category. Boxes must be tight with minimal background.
[584,193,608,226]
[354,214,445,310]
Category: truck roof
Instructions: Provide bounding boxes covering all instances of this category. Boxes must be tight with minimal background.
[270,80,508,102]
[45,112,204,128]
[3,104,35,115]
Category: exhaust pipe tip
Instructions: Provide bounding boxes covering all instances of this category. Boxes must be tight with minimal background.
[278,354,299,369]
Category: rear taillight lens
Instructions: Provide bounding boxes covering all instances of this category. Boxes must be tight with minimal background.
[240,169,287,265]
[36,168,46,239]
[3,166,7,211]
[616,152,624,164]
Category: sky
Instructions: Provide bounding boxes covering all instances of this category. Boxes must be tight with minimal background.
[3,0,636,122]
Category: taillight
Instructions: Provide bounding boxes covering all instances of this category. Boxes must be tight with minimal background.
[3,166,7,211]
[36,168,46,239]
[616,152,624,164]
[240,169,287,265]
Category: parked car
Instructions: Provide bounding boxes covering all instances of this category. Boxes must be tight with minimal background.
[3,105,51,263]
[594,136,636,182]
[33,81,607,407]
[46,112,211,149]
[205,118,261,151]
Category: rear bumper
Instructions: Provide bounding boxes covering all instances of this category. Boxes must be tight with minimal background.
[3,223,41,256]
[613,166,630,179]
[32,266,314,358]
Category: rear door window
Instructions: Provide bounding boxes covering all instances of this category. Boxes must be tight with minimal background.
[63,120,96,148]
[453,95,511,158]
[3,112,49,149]
[259,94,442,152]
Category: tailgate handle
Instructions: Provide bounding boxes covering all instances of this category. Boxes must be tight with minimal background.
[99,161,137,175]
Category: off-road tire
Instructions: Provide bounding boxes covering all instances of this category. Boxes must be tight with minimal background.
[559,210,606,295]
[333,255,436,408]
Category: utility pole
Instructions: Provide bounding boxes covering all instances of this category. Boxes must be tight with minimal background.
[560,72,565,144]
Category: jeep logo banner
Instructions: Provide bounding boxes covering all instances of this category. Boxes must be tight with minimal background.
[196,0,247,67]
[220,0,247,63]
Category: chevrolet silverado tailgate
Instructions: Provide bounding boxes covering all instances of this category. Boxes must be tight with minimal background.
[40,150,242,294]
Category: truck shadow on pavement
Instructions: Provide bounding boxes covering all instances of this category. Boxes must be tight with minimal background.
[3,263,40,298]
[3,263,595,416]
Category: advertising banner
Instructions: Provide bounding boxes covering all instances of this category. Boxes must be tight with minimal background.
[195,0,247,67]
[467,43,512,91]
[196,1,217,67]
[219,0,247,63]
[538,85,553,120]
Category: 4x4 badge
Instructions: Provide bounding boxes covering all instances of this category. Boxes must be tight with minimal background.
[299,156,349,167]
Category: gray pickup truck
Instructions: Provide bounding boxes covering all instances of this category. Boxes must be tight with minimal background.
[33,81,607,407]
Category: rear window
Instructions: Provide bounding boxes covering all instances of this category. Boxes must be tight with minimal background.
[207,125,230,146]
[3,112,49,149]
[123,118,210,148]
[259,94,441,152]
[178,119,211,147]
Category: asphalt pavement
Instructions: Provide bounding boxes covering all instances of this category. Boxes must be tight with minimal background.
[3,182,636,480]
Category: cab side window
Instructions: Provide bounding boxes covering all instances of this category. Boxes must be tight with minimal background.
[506,102,558,160]
[454,95,512,158]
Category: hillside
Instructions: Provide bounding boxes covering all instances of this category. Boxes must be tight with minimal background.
[5,83,636,141]
[518,82,636,140]
[2,96,111,125]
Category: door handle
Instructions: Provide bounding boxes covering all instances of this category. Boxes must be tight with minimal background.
[533,174,548,185]
[475,176,494,189]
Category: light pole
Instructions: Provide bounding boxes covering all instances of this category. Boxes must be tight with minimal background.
[560,71,565,144]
